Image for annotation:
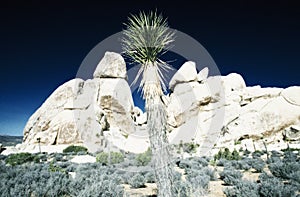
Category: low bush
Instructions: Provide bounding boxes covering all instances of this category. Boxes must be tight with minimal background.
[214,148,241,161]
[96,152,124,165]
[145,171,156,183]
[259,175,297,197]
[135,148,152,166]
[224,180,259,197]
[5,152,34,166]
[228,160,251,171]
[216,158,228,166]
[251,150,264,158]
[128,174,146,188]
[282,150,298,163]
[269,161,300,180]
[251,158,265,173]
[173,180,192,197]
[33,153,47,163]
[62,145,88,154]
[219,168,243,185]
[182,141,200,153]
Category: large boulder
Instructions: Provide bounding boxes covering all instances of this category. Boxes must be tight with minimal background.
[22,52,135,153]
[96,78,135,135]
[93,51,127,79]
[169,61,197,91]
[167,82,212,127]
[23,78,87,145]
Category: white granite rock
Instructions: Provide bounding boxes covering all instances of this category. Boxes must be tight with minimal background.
[169,61,197,91]
[93,51,127,79]
[197,67,209,82]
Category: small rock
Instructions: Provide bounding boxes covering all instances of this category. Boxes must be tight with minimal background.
[197,67,209,82]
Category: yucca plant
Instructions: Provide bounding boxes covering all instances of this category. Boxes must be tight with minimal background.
[121,11,175,196]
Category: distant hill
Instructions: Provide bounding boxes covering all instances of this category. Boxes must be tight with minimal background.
[0,135,23,146]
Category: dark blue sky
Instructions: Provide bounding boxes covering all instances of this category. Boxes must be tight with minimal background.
[0,1,299,136]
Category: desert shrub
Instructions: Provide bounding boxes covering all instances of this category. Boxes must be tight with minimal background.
[70,166,124,196]
[110,152,124,164]
[49,161,66,173]
[0,163,71,196]
[135,148,152,166]
[120,171,134,184]
[232,149,242,160]
[224,180,259,197]
[243,149,251,156]
[96,152,124,165]
[251,158,265,172]
[188,173,210,189]
[259,175,297,197]
[52,152,66,162]
[192,156,209,167]
[178,158,193,169]
[179,157,206,172]
[145,171,156,183]
[219,168,243,185]
[33,153,47,163]
[5,152,34,166]
[217,159,229,167]
[252,150,263,158]
[283,150,298,163]
[128,173,146,188]
[182,141,200,153]
[0,161,124,197]
[229,160,251,171]
[269,161,300,180]
[173,180,192,197]
[96,152,108,165]
[268,152,281,164]
[172,170,183,181]
[62,145,88,154]
[288,170,300,185]
[214,148,241,161]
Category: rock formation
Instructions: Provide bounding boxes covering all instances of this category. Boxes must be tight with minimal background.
[22,52,136,153]
[19,51,300,155]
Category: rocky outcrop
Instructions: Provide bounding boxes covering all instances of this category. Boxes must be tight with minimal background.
[19,53,300,155]
[22,52,136,153]
[169,61,198,91]
[167,63,300,155]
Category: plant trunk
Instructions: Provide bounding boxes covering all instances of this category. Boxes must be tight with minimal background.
[144,62,174,197]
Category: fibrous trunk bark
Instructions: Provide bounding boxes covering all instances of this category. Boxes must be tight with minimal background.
[144,62,174,197]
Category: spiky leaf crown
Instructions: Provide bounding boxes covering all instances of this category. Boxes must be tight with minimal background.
[121,11,175,65]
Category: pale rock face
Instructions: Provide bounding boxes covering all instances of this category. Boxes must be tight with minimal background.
[23,78,86,145]
[222,73,246,93]
[167,82,212,127]
[22,52,136,153]
[18,52,300,155]
[97,78,135,135]
[93,51,127,79]
[281,86,300,106]
[169,61,197,91]
[197,67,209,82]
[166,65,300,155]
